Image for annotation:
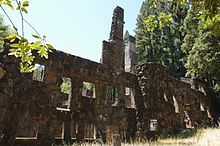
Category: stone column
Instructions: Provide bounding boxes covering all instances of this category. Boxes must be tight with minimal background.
[76,121,85,143]
[64,112,71,142]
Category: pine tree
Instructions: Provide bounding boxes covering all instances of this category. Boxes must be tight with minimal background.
[135,1,153,63]
[185,29,220,86]
[135,1,164,64]
[181,9,200,56]
[135,0,187,78]
[183,7,220,85]
[183,7,220,117]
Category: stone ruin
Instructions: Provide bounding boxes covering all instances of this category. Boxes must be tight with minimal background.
[0,6,213,146]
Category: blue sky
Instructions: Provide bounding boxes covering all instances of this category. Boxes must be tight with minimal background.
[2,0,144,62]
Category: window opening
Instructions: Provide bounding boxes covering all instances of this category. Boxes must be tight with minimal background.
[164,92,168,101]
[106,85,119,104]
[32,64,45,81]
[150,119,158,131]
[60,77,72,108]
[200,103,205,111]
[173,95,179,113]
[125,87,135,108]
[125,87,131,96]
[82,81,95,98]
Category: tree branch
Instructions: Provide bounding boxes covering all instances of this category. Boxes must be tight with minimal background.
[0,6,17,30]
[15,0,24,38]
[23,19,45,44]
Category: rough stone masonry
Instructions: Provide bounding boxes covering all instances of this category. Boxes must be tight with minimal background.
[0,6,213,146]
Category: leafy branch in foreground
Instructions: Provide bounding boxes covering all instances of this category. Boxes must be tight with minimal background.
[7,33,53,73]
[0,0,54,73]
[144,0,220,36]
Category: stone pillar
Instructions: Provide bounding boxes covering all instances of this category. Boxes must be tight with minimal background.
[64,112,71,142]
[36,110,57,146]
[94,82,107,142]
[70,78,82,112]
[76,121,85,143]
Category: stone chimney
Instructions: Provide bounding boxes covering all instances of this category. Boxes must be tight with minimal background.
[101,6,125,74]
[124,31,136,73]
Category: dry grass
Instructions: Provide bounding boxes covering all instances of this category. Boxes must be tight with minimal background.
[156,127,220,146]
[63,127,220,146]
[197,127,220,146]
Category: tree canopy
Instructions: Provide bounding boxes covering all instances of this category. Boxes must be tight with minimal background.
[135,0,188,78]
[144,0,220,36]
[137,0,220,116]
[137,0,220,82]
[182,7,220,90]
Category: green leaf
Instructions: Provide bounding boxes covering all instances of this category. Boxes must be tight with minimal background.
[31,41,41,48]
[5,0,14,10]
[16,1,21,10]
[20,62,24,72]
[9,48,20,57]
[6,33,17,39]
[37,46,47,58]
[22,1,29,7]
[10,43,19,48]
[16,6,20,10]
[46,43,54,49]
[158,12,173,28]
[144,15,158,31]
[43,53,48,59]
[24,55,34,65]
[32,34,40,39]
[28,65,36,72]
[20,63,33,73]
[21,7,28,13]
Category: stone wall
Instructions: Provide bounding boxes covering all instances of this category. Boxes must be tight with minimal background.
[0,6,138,146]
[136,63,211,136]
[0,6,212,146]
[0,43,138,146]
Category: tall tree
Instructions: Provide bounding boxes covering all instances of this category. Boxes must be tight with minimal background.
[182,6,220,118]
[136,1,157,63]
[0,15,11,52]
[181,9,200,56]
[135,0,187,78]
[161,2,188,77]
[183,7,220,86]
[145,0,220,37]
